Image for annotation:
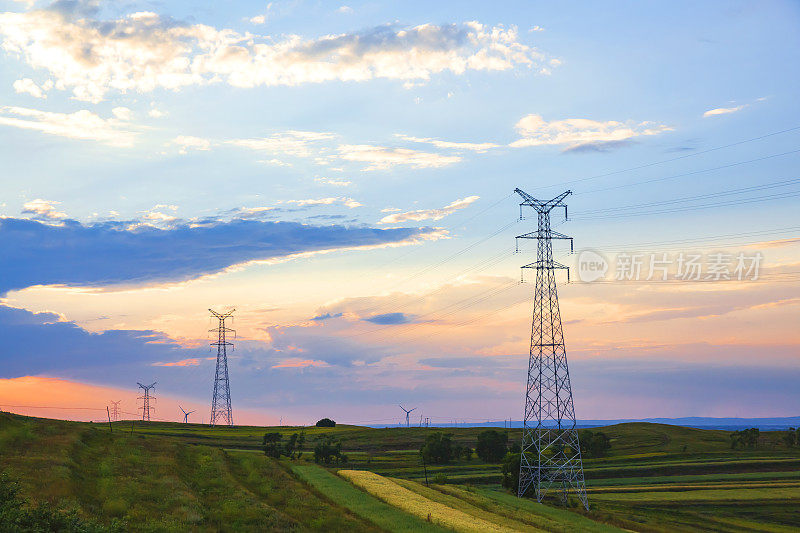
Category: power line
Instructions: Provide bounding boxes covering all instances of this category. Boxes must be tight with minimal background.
[575,148,800,196]
[544,125,800,190]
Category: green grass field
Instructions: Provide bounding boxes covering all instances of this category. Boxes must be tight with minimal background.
[1,411,799,531]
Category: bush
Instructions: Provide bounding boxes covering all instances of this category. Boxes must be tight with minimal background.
[580,430,612,458]
[420,432,454,464]
[432,473,448,484]
[730,428,759,449]
[0,472,114,532]
[263,432,305,459]
[315,418,336,428]
[476,430,508,462]
[501,452,521,494]
[313,435,346,464]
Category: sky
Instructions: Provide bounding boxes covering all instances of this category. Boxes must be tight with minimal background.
[0,0,798,426]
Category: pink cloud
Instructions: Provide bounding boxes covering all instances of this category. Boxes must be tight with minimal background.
[152,358,200,367]
[271,358,329,369]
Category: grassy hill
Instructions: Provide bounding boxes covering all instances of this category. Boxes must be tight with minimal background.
[1,412,799,531]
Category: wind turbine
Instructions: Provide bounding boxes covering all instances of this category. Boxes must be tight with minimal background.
[399,405,416,428]
[179,405,195,424]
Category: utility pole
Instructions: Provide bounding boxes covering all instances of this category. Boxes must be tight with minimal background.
[514,188,588,510]
[110,400,121,422]
[209,308,235,427]
[137,382,156,422]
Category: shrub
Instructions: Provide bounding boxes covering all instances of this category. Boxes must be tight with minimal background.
[580,430,612,458]
[313,435,346,464]
[315,418,336,428]
[730,427,760,449]
[0,472,113,532]
[420,432,453,464]
[476,430,508,462]
[432,473,448,484]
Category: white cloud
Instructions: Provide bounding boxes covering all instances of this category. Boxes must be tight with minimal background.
[510,114,671,150]
[172,135,211,154]
[287,197,362,209]
[22,199,67,220]
[148,106,166,118]
[249,14,266,24]
[228,131,335,157]
[395,134,499,152]
[13,77,50,98]
[111,106,132,120]
[379,195,479,224]
[703,104,747,117]
[0,105,136,146]
[0,7,550,102]
[337,144,461,171]
[337,6,353,14]
[315,177,352,187]
[258,158,292,167]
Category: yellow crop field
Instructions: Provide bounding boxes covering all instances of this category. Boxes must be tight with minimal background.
[338,469,526,533]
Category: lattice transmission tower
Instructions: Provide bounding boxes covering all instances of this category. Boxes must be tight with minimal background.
[110,400,121,422]
[209,308,235,427]
[514,188,588,509]
[137,382,156,422]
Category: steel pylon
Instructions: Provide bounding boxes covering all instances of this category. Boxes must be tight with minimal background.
[514,188,588,510]
[209,308,235,427]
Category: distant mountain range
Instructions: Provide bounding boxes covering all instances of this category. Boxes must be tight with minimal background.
[369,416,800,430]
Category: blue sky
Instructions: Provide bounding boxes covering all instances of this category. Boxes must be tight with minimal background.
[0,0,798,424]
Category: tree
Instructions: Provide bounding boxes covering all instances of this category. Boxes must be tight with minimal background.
[262,432,283,458]
[476,430,509,462]
[580,430,612,458]
[730,428,759,449]
[313,435,346,464]
[315,418,336,428]
[263,432,305,459]
[420,432,454,464]
[501,452,523,495]
[782,427,797,448]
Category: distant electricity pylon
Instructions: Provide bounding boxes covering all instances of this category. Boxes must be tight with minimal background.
[179,405,195,424]
[209,308,235,427]
[137,382,156,422]
[110,400,121,422]
[399,405,416,428]
[514,188,588,510]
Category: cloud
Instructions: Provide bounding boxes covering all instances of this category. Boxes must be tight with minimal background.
[227,131,335,157]
[13,77,50,98]
[395,134,499,152]
[337,6,354,14]
[271,358,331,369]
[0,6,550,102]
[249,14,266,24]
[363,312,414,324]
[510,114,671,151]
[311,312,343,321]
[153,358,200,367]
[0,105,136,146]
[703,105,747,117]
[379,196,479,224]
[22,198,67,220]
[338,144,461,170]
[172,135,211,154]
[0,216,438,294]
[0,304,193,379]
[287,197,362,209]
[315,177,351,187]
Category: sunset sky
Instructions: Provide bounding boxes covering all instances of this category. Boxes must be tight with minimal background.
[0,0,799,426]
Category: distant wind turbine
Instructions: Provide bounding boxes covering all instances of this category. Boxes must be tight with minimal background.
[399,405,417,428]
[179,405,195,424]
